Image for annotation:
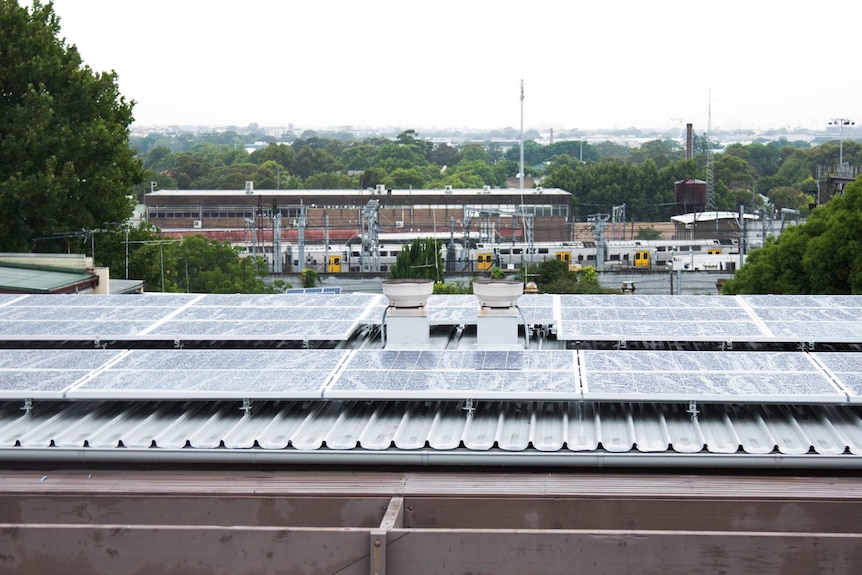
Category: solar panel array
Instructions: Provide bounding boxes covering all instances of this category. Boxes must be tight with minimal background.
[147,294,378,341]
[812,352,862,404]
[328,350,578,400]
[3,293,861,345]
[581,350,846,404]
[0,293,382,342]
[740,295,862,342]
[0,294,198,339]
[0,294,860,405]
[70,349,348,400]
[0,346,855,405]
[557,295,768,342]
[0,349,125,399]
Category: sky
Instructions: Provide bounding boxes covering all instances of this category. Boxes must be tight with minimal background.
[41,0,862,133]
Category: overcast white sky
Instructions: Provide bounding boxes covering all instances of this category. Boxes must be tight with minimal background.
[44,0,861,133]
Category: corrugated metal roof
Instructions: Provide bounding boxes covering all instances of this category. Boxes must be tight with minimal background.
[2,400,861,468]
[2,292,862,470]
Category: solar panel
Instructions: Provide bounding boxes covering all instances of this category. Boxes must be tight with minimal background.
[426,294,477,325]
[812,352,862,403]
[140,293,381,342]
[740,295,862,342]
[69,349,348,400]
[556,295,767,342]
[581,350,845,403]
[0,349,124,399]
[326,350,579,400]
[516,293,556,325]
[0,294,197,340]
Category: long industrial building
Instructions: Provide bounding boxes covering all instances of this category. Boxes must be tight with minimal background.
[1,289,861,573]
[144,185,574,243]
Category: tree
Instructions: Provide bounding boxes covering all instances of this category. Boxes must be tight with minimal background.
[173,235,272,293]
[767,186,807,212]
[389,238,443,282]
[250,143,295,172]
[722,177,862,294]
[0,1,143,251]
[714,154,756,191]
[517,259,609,294]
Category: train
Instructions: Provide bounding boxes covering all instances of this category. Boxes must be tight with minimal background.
[238,236,739,274]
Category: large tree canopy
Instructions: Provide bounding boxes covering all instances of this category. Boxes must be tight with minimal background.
[0,1,142,251]
[722,177,862,295]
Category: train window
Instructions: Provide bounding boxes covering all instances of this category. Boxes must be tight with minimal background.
[657,246,666,252]
[380,265,388,272]
[586,255,596,261]
[500,249,510,255]
[609,254,620,261]
[538,248,549,254]
[512,249,522,255]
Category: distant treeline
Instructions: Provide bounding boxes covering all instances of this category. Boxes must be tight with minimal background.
[132,128,860,222]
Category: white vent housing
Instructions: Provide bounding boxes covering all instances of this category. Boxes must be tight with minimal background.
[473,280,524,348]
[382,279,434,348]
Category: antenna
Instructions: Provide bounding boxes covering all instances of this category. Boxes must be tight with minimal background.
[704,90,717,228]
[519,79,525,190]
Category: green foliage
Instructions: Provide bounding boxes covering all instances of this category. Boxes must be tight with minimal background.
[489,266,506,279]
[0,0,142,251]
[301,268,320,288]
[95,227,274,293]
[579,265,599,285]
[388,238,443,282]
[722,177,862,294]
[433,281,471,294]
[628,139,684,167]
[518,259,610,294]
[635,226,663,240]
[303,172,357,189]
[127,121,845,226]
[767,186,807,211]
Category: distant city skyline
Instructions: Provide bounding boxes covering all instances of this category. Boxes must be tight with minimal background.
[46,0,860,133]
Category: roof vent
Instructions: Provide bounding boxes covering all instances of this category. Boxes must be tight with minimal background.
[473,280,524,348]
[472,279,523,308]
[245,181,254,194]
[382,279,434,348]
[382,279,434,308]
